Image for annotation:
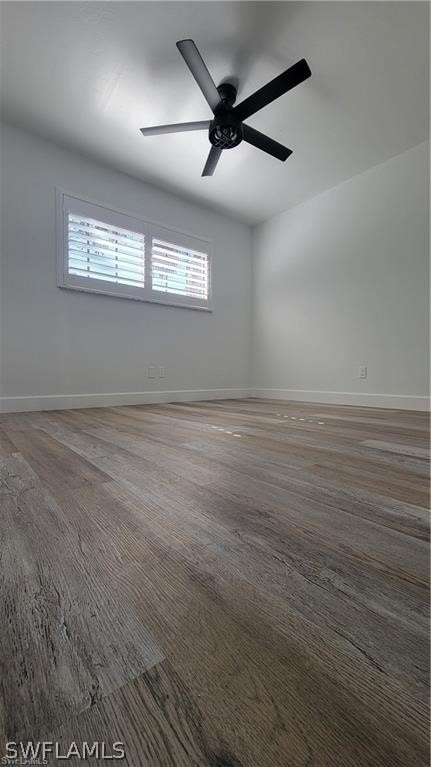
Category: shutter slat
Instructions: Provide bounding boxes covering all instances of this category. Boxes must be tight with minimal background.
[68,239,144,263]
[152,247,206,265]
[69,266,144,285]
[68,231,145,257]
[69,262,144,279]
[69,215,144,243]
[69,248,145,271]
[153,238,206,259]
[152,283,206,297]
[151,253,207,276]
[152,268,207,289]
[69,253,145,278]
[153,285,206,298]
[69,267,145,288]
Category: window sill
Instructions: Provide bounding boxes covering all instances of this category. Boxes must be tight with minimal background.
[58,282,213,312]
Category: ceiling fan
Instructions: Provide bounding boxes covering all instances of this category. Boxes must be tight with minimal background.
[140,39,311,177]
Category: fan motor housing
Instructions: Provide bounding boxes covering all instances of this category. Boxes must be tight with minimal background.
[208,81,242,149]
[209,113,243,149]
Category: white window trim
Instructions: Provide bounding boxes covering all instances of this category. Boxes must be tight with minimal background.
[56,189,213,311]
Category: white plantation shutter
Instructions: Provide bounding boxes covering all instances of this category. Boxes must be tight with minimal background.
[58,193,212,309]
[68,214,145,288]
[151,238,209,301]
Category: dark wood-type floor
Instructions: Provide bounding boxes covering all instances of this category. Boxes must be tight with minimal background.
[0,398,429,766]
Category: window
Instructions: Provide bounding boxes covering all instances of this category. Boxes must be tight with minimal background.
[57,192,212,310]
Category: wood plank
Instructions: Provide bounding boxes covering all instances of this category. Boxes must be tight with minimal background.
[50,660,223,767]
[0,429,16,457]
[0,453,162,740]
[8,428,110,490]
[360,439,430,460]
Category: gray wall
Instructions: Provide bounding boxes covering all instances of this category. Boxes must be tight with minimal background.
[0,124,252,411]
[252,142,430,410]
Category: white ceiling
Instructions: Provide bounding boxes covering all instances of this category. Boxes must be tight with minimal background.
[1,1,429,224]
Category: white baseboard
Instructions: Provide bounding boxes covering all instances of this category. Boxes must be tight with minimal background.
[1,387,429,414]
[251,388,430,411]
[0,388,251,414]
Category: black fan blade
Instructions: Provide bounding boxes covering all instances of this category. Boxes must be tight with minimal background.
[242,124,292,162]
[234,59,311,122]
[176,39,220,112]
[140,121,210,136]
[202,146,222,176]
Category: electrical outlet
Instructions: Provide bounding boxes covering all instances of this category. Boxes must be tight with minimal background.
[159,366,165,378]
[148,366,156,379]
[359,365,368,379]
